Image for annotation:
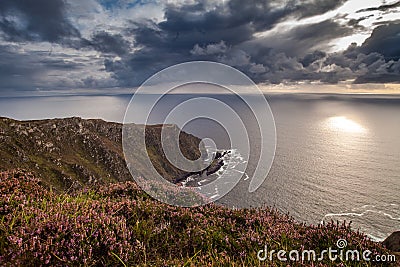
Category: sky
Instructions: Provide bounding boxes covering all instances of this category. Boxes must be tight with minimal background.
[0,0,400,95]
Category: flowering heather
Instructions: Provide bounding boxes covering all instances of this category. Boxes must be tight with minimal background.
[0,170,395,266]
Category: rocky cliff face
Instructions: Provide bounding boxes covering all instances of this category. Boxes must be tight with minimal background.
[0,117,202,192]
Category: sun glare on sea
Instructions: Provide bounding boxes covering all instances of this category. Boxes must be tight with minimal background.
[326,116,367,134]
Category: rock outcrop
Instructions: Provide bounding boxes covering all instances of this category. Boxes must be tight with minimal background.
[174,150,229,184]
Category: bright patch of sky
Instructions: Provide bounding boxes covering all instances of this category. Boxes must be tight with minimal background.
[256,0,400,51]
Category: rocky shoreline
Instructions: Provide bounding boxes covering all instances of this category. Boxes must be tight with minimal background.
[174,150,230,184]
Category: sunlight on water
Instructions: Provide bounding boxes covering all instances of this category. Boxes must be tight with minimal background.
[1,94,399,240]
[326,116,367,134]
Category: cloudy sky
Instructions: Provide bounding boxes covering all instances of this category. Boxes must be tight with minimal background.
[1,0,400,95]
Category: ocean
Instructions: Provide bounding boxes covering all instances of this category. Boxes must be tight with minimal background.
[1,92,399,241]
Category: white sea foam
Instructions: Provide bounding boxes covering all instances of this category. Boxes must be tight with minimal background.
[321,203,400,241]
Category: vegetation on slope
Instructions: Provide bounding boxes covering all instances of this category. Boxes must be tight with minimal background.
[0,170,394,266]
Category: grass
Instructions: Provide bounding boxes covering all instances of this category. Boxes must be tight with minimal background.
[0,170,396,266]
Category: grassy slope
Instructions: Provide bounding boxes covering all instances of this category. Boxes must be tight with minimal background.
[0,170,395,267]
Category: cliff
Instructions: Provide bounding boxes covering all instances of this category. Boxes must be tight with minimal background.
[0,117,202,192]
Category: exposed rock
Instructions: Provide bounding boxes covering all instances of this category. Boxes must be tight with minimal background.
[383,231,400,252]
[174,150,227,184]
[206,159,224,176]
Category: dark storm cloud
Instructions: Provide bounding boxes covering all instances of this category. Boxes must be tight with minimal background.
[359,23,400,60]
[300,51,327,67]
[149,0,348,47]
[0,0,133,55]
[354,61,400,83]
[0,45,72,90]
[294,0,348,18]
[105,0,352,86]
[293,19,351,40]
[0,45,41,90]
[241,19,400,84]
[0,0,80,43]
[0,44,93,91]
[224,19,353,84]
[284,19,352,55]
[0,0,133,91]
[245,19,352,59]
[88,31,131,56]
[324,41,400,83]
[357,1,400,13]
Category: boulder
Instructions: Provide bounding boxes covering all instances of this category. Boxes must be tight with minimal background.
[383,231,400,252]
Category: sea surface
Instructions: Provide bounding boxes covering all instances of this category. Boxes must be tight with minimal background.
[1,92,399,241]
